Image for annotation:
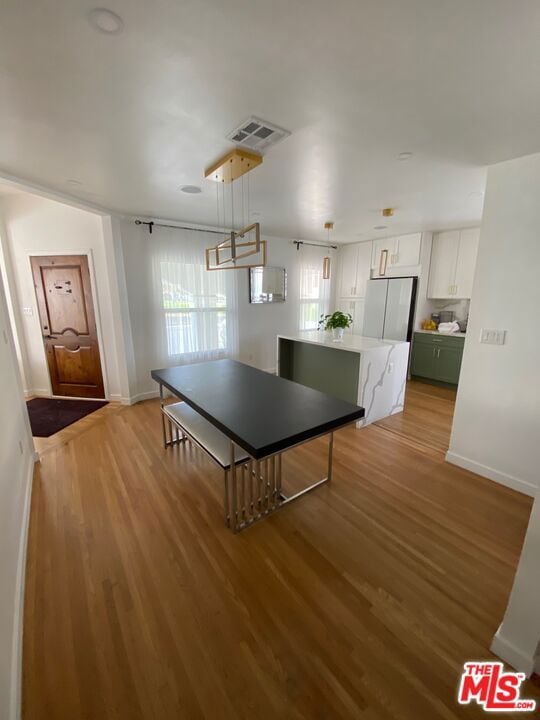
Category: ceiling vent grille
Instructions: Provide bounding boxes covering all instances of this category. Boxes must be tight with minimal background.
[227,117,291,152]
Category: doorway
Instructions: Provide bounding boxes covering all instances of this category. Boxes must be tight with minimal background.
[30,254,105,398]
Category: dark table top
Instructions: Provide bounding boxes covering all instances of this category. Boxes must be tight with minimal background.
[151,359,365,459]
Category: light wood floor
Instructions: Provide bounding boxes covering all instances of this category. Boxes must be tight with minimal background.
[23,382,538,719]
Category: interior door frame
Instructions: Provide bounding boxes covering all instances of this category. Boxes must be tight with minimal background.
[28,249,110,400]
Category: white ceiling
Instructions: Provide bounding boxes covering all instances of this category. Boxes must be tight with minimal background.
[1,0,539,242]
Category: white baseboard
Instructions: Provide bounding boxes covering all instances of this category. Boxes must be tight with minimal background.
[128,389,160,405]
[10,452,35,720]
[445,451,536,498]
[24,388,49,398]
[491,625,537,677]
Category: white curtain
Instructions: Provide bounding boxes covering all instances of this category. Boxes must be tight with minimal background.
[297,244,332,330]
[149,227,238,367]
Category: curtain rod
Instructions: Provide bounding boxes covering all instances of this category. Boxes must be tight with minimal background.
[134,219,228,236]
[134,220,339,248]
[293,240,338,251]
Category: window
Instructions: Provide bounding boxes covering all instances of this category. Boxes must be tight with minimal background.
[298,248,330,330]
[151,228,238,365]
[161,261,228,357]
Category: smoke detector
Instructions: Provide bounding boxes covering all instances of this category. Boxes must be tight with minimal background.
[227,117,291,152]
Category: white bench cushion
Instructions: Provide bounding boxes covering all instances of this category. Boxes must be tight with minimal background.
[163,402,250,470]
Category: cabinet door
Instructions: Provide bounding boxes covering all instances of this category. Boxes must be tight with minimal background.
[427,231,459,298]
[454,228,479,299]
[344,298,365,335]
[371,238,396,277]
[392,233,421,268]
[434,345,463,384]
[338,244,359,297]
[354,241,372,297]
[411,343,436,378]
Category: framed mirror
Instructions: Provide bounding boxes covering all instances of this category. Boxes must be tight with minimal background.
[249,266,287,303]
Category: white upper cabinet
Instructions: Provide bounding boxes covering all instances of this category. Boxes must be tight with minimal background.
[428,228,480,299]
[353,241,372,297]
[338,244,359,298]
[454,228,480,298]
[393,233,422,268]
[337,241,373,298]
[371,233,421,277]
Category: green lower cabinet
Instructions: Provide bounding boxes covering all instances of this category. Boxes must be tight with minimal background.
[411,333,464,385]
[436,345,463,384]
[410,342,436,378]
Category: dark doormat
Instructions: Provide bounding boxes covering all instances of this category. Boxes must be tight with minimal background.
[26,397,109,437]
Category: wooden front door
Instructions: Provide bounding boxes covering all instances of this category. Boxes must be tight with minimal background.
[31,255,105,398]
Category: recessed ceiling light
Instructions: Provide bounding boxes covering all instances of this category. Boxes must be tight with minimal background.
[180,185,202,194]
[398,152,413,161]
[88,8,124,35]
[374,225,387,230]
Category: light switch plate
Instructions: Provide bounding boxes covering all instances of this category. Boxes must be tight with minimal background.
[480,329,506,345]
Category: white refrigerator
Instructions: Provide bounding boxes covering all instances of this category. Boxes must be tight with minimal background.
[362,277,417,341]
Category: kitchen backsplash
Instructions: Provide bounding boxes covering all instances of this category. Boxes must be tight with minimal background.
[418,298,470,328]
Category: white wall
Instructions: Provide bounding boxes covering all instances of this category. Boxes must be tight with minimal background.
[119,219,334,397]
[236,238,308,372]
[491,494,540,675]
[0,194,127,401]
[0,271,35,720]
[447,152,540,496]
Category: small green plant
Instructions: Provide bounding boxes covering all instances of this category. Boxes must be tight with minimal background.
[318,311,353,331]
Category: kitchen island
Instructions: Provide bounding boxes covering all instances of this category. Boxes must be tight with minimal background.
[277,330,409,427]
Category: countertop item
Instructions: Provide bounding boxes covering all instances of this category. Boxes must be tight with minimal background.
[277,330,407,354]
[415,329,467,338]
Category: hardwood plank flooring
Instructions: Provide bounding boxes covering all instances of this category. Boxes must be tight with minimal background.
[23,384,537,719]
[375,379,457,453]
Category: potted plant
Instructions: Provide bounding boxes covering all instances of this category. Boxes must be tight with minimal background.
[318,311,353,342]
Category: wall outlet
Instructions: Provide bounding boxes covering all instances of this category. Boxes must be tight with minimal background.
[480,329,507,345]
[22,306,34,316]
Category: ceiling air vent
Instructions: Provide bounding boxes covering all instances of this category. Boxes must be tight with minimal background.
[227,117,291,152]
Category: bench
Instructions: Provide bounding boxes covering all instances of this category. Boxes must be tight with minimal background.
[161,401,251,526]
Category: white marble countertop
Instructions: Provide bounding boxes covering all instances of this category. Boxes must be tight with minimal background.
[415,329,467,338]
[277,330,408,353]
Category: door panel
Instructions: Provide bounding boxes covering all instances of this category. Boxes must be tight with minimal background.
[393,233,421,267]
[455,228,479,299]
[428,231,459,298]
[354,241,372,297]
[338,244,359,298]
[362,280,388,338]
[411,343,435,378]
[371,238,396,276]
[383,278,414,341]
[435,346,463,384]
[31,255,105,398]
